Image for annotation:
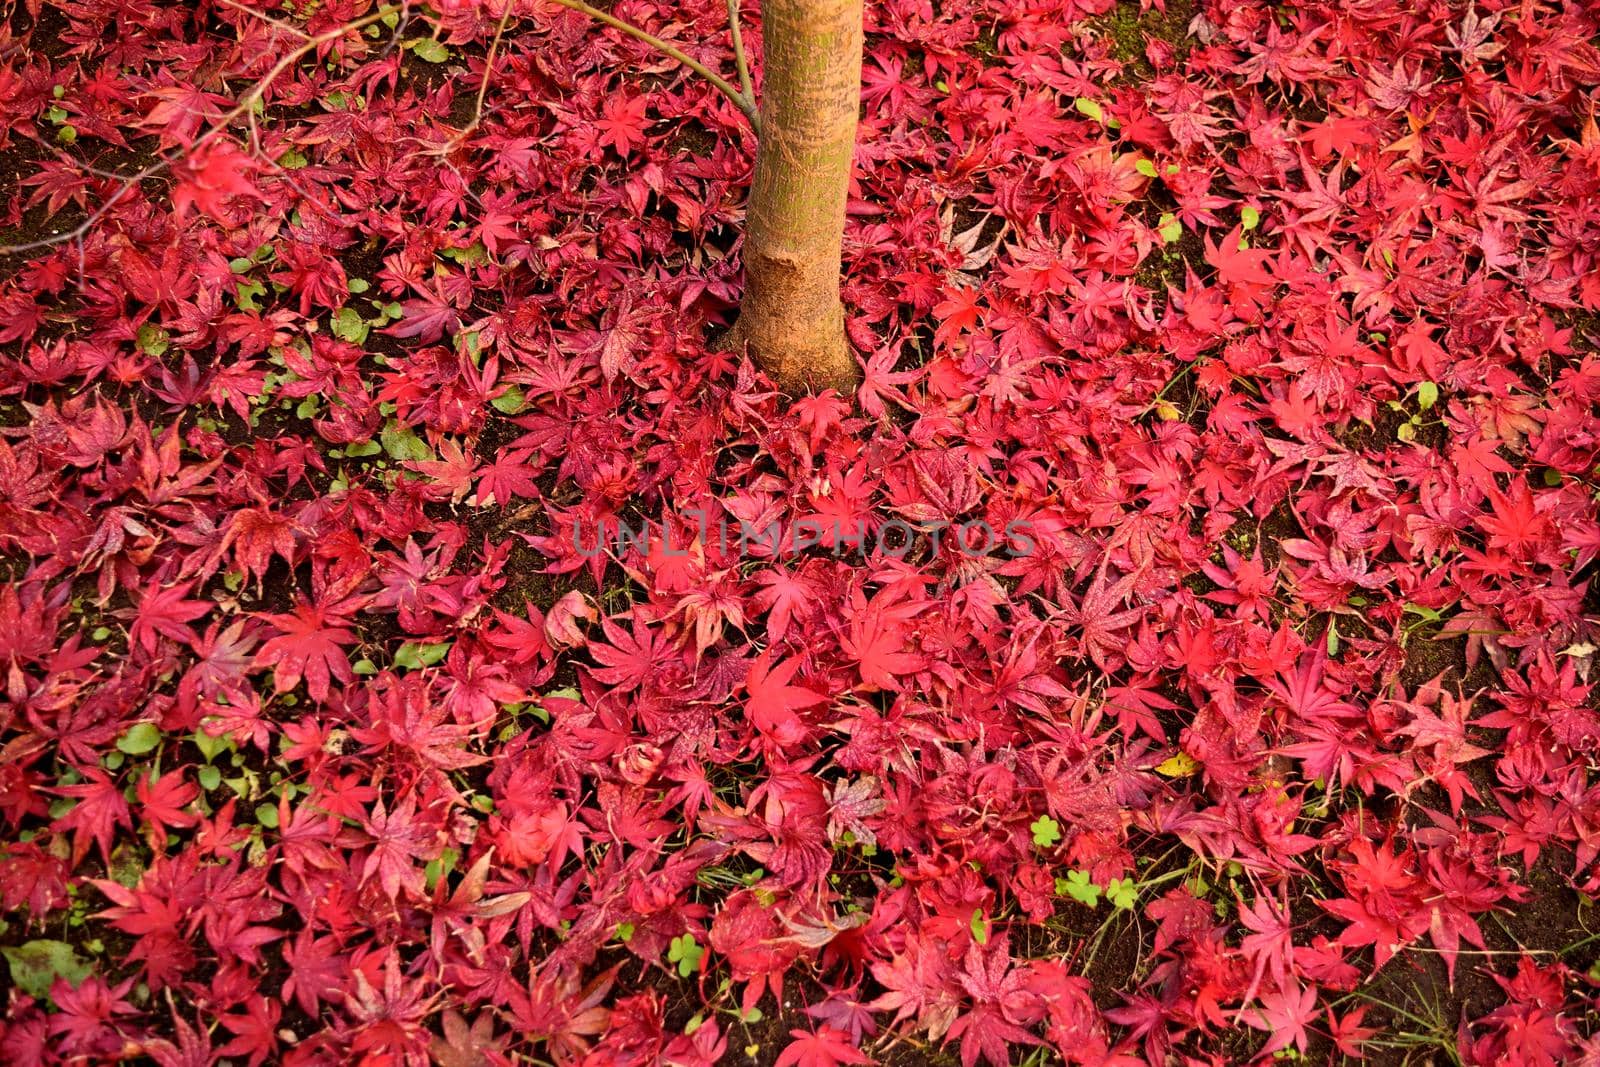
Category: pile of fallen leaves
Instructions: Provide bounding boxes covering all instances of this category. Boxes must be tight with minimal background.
[3,0,1600,1062]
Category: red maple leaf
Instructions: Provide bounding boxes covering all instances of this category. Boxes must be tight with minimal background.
[126,580,211,654]
[1248,982,1317,1056]
[1479,483,1551,556]
[224,507,299,586]
[218,997,281,1067]
[775,1027,873,1067]
[172,143,263,221]
[1056,565,1144,672]
[933,286,982,346]
[253,597,360,702]
[594,95,652,156]
[360,798,439,900]
[51,771,133,864]
[1204,224,1277,288]
[586,610,674,694]
[744,653,828,748]
[840,589,924,691]
[752,566,819,643]
[135,769,199,848]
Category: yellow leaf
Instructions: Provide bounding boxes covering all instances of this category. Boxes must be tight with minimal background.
[1156,752,1200,777]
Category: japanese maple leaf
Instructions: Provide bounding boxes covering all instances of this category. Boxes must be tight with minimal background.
[474,448,542,506]
[586,610,674,693]
[218,997,281,1067]
[369,539,442,630]
[382,287,461,342]
[1396,685,1492,808]
[752,566,818,642]
[1322,837,1428,969]
[870,941,959,1039]
[1237,893,1294,1005]
[281,931,346,1015]
[805,997,879,1045]
[21,159,92,215]
[179,619,257,714]
[48,976,139,1057]
[0,845,69,916]
[597,295,646,382]
[1204,225,1276,288]
[1057,565,1144,672]
[427,850,532,960]
[1301,112,1377,159]
[977,632,1066,716]
[51,771,132,864]
[840,589,924,690]
[594,95,652,156]
[1424,883,1488,985]
[474,190,527,257]
[126,580,211,654]
[253,598,360,702]
[676,582,747,659]
[1269,647,1358,721]
[1267,382,1324,439]
[1248,982,1317,1055]
[360,798,438,900]
[147,1011,220,1067]
[933,286,981,346]
[271,241,348,316]
[948,1002,1039,1067]
[1479,483,1550,556]
[744,652,828,748]
[135,769,199,848]
[856,342,918,418]
[346,952,444,1060]
[225,507,298,585]
[270,794,342,878]
[775,1028,872,1067]
[1280,720,1377,791]
[947,935,1043,1067]
[140,79,231,142]
[1327,1006,1377,1059]
[1201,544,1278,620]
[408,437,478,503]
[825,776,886,847]
[93,893,192,990]
[1451,435,1516,485]
[430,1010,505,1067]
[1482,959,1579,1065]
[352,675,491,770]
[172,143,263,222]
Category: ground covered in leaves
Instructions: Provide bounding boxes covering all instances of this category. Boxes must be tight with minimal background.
[3,0,1600,1063]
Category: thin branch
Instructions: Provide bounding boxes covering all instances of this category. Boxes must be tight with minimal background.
[725,0,753,107]
[542,0,759,131]
[0,3,406,256]
[426,0,515,157]
[214,0,314,42]
[471,4,516,133]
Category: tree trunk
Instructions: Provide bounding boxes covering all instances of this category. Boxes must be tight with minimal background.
[733,0,862,394]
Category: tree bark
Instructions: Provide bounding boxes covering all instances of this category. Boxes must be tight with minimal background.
[733,0,862,394]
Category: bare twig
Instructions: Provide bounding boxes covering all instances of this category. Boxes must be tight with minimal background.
[425,0,516,158]
[725,0,753,107]
[470,4,516,134]
[542,0,760,131]
[214,0,314,42]
[0,3,405,257]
